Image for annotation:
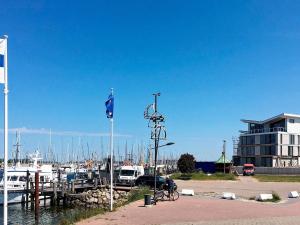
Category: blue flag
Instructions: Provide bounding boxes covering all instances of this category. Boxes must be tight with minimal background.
[0,54,3,67]
[105,94,114,119]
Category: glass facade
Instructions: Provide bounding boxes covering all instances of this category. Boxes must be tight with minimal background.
[288,146,293,156]
[260,134,276,144]
[290,135,295,144]
[240,136,255,145]
[241,146,255,156]
[261,157,272,167]
[260,146,276,155]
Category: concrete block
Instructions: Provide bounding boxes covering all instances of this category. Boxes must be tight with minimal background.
[181,189,194,196]
[256,194,273,201]
[288,191,299,198]
[222,192,236,200]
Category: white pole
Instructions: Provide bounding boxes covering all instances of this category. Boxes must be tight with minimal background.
[110,117,114,211]
[109,88,114,212]
[3,35,8,225]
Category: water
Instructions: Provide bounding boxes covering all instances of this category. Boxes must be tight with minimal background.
[0,204,69,225]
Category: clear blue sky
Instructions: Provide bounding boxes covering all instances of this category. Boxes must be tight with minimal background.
[0,0,300,161]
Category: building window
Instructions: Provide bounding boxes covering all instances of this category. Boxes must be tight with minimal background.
[289,119,295,123]
[261,157,272,167]
[290,135,295,145]
[280,134,283,144]
[298,135,300,145]
[280,146,283,156]
[288,146,293,156]
[260,134,276,144]
[260,146,276,155]
[298,146,300,156]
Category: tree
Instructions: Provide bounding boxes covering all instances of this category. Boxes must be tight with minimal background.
[177,153,195,173]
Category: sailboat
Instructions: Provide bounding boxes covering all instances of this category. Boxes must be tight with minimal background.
[0,132,54,204]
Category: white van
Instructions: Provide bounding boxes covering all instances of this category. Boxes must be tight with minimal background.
[117,165,144,186]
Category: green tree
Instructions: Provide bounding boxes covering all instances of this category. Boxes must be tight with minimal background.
[177,153,195,173]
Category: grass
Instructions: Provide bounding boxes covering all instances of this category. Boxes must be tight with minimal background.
[170,172,236,181]
[126,186,151,204]
[58,187,151,225]
[58,207,105,225]
[255,175,300,182]
[258,192,281,203]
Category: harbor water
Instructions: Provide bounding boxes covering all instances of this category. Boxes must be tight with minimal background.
[0,204,69,225]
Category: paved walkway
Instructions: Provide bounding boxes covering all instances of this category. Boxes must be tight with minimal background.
[77,177,300,225]
[77,196,300,225]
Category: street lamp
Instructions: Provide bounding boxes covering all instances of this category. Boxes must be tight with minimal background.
[152,142,175,149]
[144,93,171,203]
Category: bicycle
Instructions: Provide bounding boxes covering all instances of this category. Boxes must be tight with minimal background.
[163,189,180,201]
[153,189,179,203]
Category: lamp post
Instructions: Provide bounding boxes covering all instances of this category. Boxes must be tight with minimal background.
[144,93,169,201]
[153,93,160,200]
[223,140,226,174]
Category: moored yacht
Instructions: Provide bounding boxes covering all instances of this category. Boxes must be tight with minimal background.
[0,151,54,204]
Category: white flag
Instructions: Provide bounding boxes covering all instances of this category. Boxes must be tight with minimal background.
[0,37,7,84]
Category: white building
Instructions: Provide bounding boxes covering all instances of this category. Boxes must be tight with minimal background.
[234,113,300,167]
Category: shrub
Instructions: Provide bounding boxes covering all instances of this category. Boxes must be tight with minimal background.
[177,153,195,173]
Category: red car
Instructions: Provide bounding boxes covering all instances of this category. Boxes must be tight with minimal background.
[243,164,255,176]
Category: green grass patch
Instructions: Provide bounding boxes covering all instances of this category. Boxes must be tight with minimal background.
[170,172,236,181]
[126,186,151,204]
[58,187,151,225]
[58,207,105,225]
[271,191,281,202]
[255,175,300,182]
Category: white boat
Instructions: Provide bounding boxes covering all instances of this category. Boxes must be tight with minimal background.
[0,151,54,204]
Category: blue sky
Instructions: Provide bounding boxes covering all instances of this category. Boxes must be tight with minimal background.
[0,0,300,161]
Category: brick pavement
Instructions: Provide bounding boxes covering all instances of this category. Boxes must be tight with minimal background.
[167,216,300,225]
[77,178,300,225]
[77,196,300,225]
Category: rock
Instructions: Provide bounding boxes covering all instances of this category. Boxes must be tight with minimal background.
[114,193,120,199]
[288,191,299,198]
[181,189,194,196]
[222,192,236,200]
[256,194,273,201]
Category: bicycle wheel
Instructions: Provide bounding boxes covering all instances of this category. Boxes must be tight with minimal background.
[172,190,179,201]
[163,190,169,201]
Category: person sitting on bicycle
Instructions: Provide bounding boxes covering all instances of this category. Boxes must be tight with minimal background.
[166,177,174,196]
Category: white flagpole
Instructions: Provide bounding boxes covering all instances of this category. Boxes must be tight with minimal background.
[3,35,8,225]
[110,117,114,211]
[110,88,114,212]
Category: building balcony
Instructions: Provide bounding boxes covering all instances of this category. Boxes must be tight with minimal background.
[239,127,287,134]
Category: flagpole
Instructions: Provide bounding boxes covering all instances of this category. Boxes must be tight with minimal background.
[110,117,113,211]
[3,35,8,225]
[110,88,114,212]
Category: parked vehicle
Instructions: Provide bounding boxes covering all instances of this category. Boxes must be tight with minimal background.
[117,165,144,186]
[135,175,178,190]
[243,164,255,176]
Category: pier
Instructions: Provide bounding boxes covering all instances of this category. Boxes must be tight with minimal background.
[5,171,135,210]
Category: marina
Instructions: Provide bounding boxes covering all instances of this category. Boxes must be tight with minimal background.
[1,1,300,225]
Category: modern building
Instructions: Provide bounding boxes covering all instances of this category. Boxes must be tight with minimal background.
[233,113,300,167]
